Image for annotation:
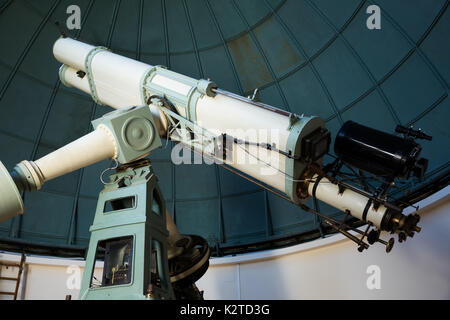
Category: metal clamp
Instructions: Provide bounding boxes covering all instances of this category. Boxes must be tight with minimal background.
[84,46,110,105]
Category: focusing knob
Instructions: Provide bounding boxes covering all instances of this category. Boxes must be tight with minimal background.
[367,229,380,245]
[386,238,395,253]
[398,232,407,243]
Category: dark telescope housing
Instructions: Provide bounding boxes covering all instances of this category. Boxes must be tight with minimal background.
[334,121,429,181]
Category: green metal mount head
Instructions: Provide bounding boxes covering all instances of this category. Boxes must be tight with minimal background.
[92,105,162,164]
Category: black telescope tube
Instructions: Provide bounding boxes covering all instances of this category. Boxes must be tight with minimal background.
[334,121,426,180]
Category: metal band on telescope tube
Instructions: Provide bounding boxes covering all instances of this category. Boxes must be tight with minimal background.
[84,46,110,106]
[362,199,373,222]
[58,64,72,88]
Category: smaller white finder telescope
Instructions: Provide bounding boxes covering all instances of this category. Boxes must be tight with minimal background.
[0,37,428,253]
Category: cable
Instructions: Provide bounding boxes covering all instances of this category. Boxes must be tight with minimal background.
[100,159,120,185]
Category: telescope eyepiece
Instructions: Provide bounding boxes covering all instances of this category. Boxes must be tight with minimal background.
[395,125,433,141]
[381,208,421,242]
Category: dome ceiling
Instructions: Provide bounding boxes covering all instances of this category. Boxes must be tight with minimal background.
[0,0,448,256]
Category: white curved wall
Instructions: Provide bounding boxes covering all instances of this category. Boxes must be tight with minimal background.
[0,187,448,300]
[196,186,450,300]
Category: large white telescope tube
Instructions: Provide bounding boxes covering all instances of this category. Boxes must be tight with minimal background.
[51,37,422,241]
[0,125,117,222]
[54,37,328,204]
[55,38,150,108]
[13,125,117,191]
[1,103,162,223]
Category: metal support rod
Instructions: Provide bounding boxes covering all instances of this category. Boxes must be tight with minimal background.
[212,88,292,117]
[311,163,403,212]
[358,223,372,247]
[180,141,372,249]
[299,204,369,250]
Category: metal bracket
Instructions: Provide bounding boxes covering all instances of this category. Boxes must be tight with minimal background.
[160,107,221,160]
[287,113,298,130]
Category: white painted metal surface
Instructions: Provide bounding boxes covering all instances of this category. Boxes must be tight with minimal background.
[308,174,387,228]
[31,125,117,183]
[53,37,319,195]
[0,161,24,222]
[55,37,149,108]
[196,93,293,192]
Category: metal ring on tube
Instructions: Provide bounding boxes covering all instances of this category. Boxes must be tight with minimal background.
[84,46,110,106]
[58,64,72,88]
[139,66,157,105]
[362,199,373,222]
[312,175,324,199]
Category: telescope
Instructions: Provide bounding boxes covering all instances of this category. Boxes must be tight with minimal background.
[0,37,429,299]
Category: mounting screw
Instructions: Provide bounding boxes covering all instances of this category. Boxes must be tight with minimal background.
[385,238,395,253]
